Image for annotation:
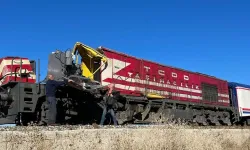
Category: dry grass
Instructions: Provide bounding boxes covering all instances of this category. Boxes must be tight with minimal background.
[0,124,250,150]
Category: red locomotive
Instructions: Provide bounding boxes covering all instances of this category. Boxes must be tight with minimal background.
[99,47,230,106]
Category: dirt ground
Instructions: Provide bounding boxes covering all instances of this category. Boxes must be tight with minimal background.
[0,126,250,150]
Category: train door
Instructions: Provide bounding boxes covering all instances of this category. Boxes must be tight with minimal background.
[134,59,143,94]
[141,60,153,97]
[180,72,188,102]
[164,67,172,99]
[188,73,197,103]
[112,54,127,91]
[145,62,152,95]
[185,72,192,101]
[100,51,113,86]
[135,60,146,96]
[122,55,132,92]
[217,81,223,104]
[170,68,179,101]
[158,65,165,97]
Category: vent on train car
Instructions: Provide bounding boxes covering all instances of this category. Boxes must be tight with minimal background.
[201,83,218,102]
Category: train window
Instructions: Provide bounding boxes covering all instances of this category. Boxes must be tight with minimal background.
[201,83,218,102]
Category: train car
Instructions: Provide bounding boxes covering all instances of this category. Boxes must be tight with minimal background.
[96,46,233,125]
[0,57,36,85]
[0,57,46,125]
[99,47,229,105]
[228,82,250,125]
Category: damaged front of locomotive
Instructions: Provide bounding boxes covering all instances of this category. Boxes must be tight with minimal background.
[41,43,115,125]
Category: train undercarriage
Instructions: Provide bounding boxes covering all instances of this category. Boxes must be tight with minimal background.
[115,97,235,126]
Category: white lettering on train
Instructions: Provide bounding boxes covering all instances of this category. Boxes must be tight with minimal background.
[144,66,150,72]
[184,75,189,80]
[127,65,199,90]
[158,70,164,76]
[172,72,177,78]
[128,72,133,77]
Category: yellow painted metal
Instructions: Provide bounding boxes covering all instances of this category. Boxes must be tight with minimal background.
[71,42,108,80]
[146,93,166,99]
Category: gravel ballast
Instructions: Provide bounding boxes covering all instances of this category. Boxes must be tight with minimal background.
[0,125,250,150]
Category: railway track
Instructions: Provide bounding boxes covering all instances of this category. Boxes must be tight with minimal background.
[0,123,249,131]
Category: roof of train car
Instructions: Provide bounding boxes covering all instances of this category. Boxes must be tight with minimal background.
[99,46,228,82]
[0,57,29,64]
[228,82,250,89]
[0,57,29,62]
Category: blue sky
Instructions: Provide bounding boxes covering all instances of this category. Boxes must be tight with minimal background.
[0,0,250,84]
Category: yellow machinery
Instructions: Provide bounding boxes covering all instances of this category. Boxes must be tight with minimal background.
[71,42,108,80]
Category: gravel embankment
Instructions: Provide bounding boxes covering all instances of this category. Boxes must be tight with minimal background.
[0,125,250,150]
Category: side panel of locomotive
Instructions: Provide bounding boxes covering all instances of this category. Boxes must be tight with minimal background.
[100,47,230,106]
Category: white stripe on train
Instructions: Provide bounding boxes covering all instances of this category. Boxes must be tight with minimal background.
[0,59,31,75]
[103,74,230,98]
[0,71,36,85]
[102,81,230,103]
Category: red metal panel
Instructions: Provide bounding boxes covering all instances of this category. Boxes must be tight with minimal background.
[100,47,230,106]
[1,76,36,85]
[0,57,36,85]
[1,65,33,74]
